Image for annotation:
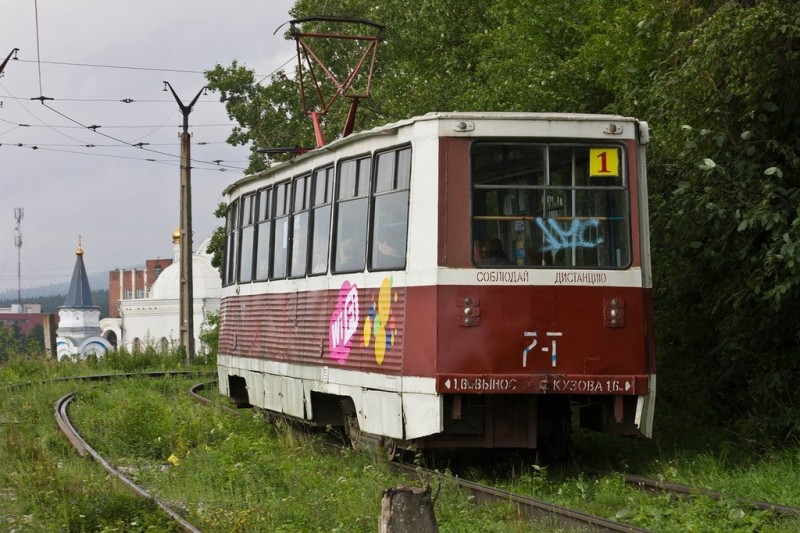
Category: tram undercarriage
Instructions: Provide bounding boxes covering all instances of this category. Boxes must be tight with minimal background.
[225,371,573,459]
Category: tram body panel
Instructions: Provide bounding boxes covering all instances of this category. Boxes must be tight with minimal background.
[217,113,655,448]
[435,283,647,376]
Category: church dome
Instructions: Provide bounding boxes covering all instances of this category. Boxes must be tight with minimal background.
[149,237,221,300]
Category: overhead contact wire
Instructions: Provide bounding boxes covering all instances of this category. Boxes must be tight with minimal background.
[40,101,245,171]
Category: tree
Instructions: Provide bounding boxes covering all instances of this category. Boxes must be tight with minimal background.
[637,1,800,441]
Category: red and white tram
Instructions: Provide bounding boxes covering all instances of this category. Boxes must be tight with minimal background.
[217,112,655,456]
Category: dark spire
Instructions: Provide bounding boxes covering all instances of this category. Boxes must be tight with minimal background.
[62,237,97,309]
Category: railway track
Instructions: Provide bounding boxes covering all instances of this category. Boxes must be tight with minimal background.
[391,461,650,532]
[188,380,800,530]
[50,376,799,532]
[190,380,650,531]
[55,392,201,532]
[392,461,800,532]
[589,468,800,519]
[49,371,213,533]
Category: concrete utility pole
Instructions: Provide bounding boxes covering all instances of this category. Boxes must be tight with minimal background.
[163,82,206,363]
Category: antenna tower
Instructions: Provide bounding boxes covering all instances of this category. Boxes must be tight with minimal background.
[14,207,23,306]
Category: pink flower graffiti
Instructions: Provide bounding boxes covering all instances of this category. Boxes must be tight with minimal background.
[329,281,360,363]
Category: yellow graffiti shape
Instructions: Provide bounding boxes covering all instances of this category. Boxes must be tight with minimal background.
[375,326,387,365]
[378,277,392,318]
[362,277,395,364]
[363,316,372,347]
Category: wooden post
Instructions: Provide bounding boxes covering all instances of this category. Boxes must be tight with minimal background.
[43,314,57,359]
[379,485,438,533]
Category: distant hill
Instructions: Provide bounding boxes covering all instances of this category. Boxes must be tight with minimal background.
[0,272,109,301]
[0,288,109,317]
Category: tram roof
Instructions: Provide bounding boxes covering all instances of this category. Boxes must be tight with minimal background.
[224,111,643,195]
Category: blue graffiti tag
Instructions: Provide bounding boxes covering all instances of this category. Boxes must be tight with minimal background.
[535,218,603,252]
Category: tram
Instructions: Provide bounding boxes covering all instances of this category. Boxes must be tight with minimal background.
[217,112,655,457]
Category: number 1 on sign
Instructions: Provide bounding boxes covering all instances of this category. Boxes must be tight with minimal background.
[589,148,620,177]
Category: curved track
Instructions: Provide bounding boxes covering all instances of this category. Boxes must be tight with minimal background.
[52,372,212,533]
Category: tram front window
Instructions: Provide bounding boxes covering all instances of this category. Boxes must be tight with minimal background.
[471,142,631,268]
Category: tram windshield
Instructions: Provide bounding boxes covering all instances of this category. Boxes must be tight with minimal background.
[471,142,630,268]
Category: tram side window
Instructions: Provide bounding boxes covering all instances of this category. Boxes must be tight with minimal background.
[471,143,630,269]
[271,182,291,279]
[224,198,239,286]
[254,187,271,280]
[370,147,411,271]
[238,193,256,283]
[333,156,371,273]
[309,166,334,275]
[290,174,312,278]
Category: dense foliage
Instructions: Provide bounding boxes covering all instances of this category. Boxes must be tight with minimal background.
[0,323,44,363]
[205,0,800,444]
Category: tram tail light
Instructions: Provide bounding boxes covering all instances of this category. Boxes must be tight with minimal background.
[604,297,626,328]
[457,297,481,327]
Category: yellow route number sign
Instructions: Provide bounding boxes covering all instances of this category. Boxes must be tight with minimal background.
[589,147,620,178]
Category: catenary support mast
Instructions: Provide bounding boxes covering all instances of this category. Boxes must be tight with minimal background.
[163,82,206,362]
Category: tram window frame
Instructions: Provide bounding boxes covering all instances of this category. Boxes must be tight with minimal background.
[271,181,291,279]
[309,165,334,276]
[369,145,411,271]
[238,192,256,283]
[333,154,371,274]
[289,173,312,278]
[224,198,239,286]
[471,141,631,270]
[254,186,272,281]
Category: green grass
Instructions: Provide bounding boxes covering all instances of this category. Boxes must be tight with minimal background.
[0,348,214,383]
[3,353,800,531]
[69,377,557,532]
[462,411,800,532]
[2,355,554,531]
[0,381,181,531]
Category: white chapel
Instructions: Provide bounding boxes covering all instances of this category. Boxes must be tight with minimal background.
[56,241,113,360]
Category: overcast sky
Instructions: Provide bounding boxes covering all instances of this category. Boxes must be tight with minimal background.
[0,0,296,295]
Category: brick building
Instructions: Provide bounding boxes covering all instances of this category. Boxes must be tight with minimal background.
[0,303,50,336]
[108,258,173,318]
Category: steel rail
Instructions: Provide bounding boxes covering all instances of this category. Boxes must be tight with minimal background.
[6,370,213,390]
[188,380,245,416]
[54,387,203,532]
[187,381,213,405]
[601,470,800,518]
[189,379,800,527]
[393,462,651,533]
[186,381,651,530]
